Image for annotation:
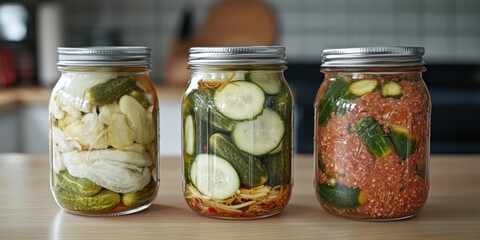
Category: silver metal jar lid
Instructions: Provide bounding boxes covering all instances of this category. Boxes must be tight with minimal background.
[321,46,425,67]
[57,46,151,67]
[188,46,286,65]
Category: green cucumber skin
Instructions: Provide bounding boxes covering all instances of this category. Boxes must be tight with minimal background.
[188,89,235,132]
[55,188,120,212]
[209,133,268,188]
[388,126,418,160]
[56,171,102,197]
[261,153,291,186]
[317,76,355,126]
[121,179,157,208]
[356,117,393,159]
[86,76,136,106]
[415,163,426,178]
[318,183,361,210]
[183,154,195,182]
[262,83,293,186]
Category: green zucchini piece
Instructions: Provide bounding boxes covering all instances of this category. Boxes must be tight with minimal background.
[356,116,393,159]
[189,89,235,132]
[381,81,403,98]
[318,183,362,210]
[317,75,354,126]
[184,114,195,156]
[55,188,120,211]
[388,124,419,160]
[348,79,378,96]
[190,154,240,200]
[232,108,284,156]
[56,171,102,197]
[261,153,291,186]
[246,71,281,95]
[85,76,136,106]
[209,133,268,187]
[214,81,266,121]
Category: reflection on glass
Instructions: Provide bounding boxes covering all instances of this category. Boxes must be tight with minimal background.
[0,3,28,42]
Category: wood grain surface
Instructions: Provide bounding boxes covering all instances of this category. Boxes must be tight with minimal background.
[0,154,479,239]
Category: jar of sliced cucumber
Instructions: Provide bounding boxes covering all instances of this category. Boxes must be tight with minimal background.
[50,47,159,216]
[314,47,431,220]
[183,46,293,219]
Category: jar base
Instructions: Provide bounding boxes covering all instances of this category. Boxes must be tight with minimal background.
[321,207,419,221]
[61,203,152,217]
[338,214,417,221]
[192,208,284,220]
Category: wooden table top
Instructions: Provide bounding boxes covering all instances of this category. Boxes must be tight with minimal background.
[0,154,479,239]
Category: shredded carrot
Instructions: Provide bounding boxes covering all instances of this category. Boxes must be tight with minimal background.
[185,184,291,218]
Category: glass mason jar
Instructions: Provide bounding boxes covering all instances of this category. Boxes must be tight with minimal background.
[314,47,431,220]
[182,46,294,219]
[49,47,159,216]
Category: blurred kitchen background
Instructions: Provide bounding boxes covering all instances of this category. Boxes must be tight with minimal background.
[0,0,479,154]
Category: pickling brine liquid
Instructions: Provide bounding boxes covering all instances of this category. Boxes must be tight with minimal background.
[182,62,294,219]
[50,47,159,216]
[182,68,292,218]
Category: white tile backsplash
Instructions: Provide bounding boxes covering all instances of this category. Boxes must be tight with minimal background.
[61,0,480,80]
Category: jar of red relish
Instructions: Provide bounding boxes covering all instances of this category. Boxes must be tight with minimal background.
[314,47,431,220]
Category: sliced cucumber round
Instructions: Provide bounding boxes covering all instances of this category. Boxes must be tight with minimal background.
[268,140,283,154]
[382,81,403,98]
[214,81,265,121]
[247,72,281,95]
[348,79,378,96]
[190,154,240,200]
[184,114,195,155]
[232,108,285,156]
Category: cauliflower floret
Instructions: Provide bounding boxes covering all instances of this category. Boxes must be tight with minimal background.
[64,113,108,150]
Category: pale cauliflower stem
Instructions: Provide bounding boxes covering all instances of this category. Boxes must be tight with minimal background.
[61,149,153,193]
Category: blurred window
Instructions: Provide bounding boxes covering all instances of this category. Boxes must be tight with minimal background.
[0,3,28,42]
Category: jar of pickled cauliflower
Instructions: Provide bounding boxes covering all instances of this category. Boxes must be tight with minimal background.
[314,47,431,220]
[50,47,159,216]
[182,46,294,219]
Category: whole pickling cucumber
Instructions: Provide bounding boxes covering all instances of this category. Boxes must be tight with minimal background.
[121,179,157,208]
[189,89,235,132]
[85,76,136,106]
[55,171,102,197]
[209,133,268,187]
[261,152,291,186]
[55,188,120,212]
[318,183,363,210]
